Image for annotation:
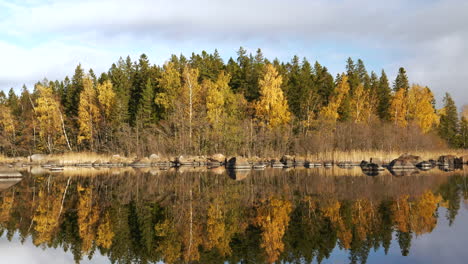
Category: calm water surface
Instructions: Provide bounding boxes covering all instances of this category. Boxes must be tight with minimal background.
[0,166,466,264]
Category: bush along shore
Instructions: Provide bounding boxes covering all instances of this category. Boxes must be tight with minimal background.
[1,151,467,176]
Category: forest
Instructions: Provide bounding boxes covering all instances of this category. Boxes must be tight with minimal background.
[0,48,467,157]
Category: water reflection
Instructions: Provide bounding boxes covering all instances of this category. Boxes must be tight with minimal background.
[0,166,466,264]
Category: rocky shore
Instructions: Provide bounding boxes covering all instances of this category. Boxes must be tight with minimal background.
[0,153,466,176]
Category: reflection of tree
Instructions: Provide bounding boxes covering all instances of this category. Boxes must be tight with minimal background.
[77,184,100,253]
[33,187,63,245]
[0,171,465,264]
[254,197,292,263]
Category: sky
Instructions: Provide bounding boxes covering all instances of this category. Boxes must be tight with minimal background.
[0,0,467,108]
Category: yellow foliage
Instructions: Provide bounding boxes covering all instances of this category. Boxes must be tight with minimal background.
[77,184,100,253]
[390,88,408,127]
[411,191,441,235]
[254,197,292,263]
[205,201,231,256]
[407,85,439,133]
[155,62,182,115]
[0,105,15,138]
[78,77,101,144]
[97,80,116,120]
[96,212,114,249]
[350,83,374,123]
[321,199,352,249]
[391,195,411,232]
[254,64,291,128]
[0,194,14,224]
[155,219,182,264]
[320,74,350,122]
[351,199,374,241]
[33,188,63,245]
[35,84,63,150]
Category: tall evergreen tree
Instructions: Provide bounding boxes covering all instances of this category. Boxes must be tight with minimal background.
[393,67,409,92]
[377,70,392,120]
[438,93,459,147]
[65,64,85,118]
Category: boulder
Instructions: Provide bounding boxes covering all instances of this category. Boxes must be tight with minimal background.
[131,157,151,167]
[226,156,251,169]
[280,155,294,166]
[149,154,160,161]
[438,155,463,166]
[110,155,122,163]
[29,154,48,163]
[176,155,197,165]
[461,155,468,164]
[209,153,226,163]
[388,154,420,170]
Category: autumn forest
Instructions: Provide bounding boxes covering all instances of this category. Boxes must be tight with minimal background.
[0,48,467,157]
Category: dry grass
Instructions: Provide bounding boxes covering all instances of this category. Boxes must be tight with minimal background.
[306,150,468,163]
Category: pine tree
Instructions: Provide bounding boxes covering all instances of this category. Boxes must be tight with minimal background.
[393,67,409,92]
[438,93,459,147]
[313,62,334,107]
[137,79,156,127]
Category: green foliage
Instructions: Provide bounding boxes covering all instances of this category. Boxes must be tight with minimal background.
[438,93,459,147]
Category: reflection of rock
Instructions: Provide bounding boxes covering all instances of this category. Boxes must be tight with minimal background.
[227,169,250,181]
[0,170,22,191]
[271,160,284,168]
[131,157,151,168]
[362,170,380,176]
[30,166,49,175]
[360,161,384,172]
[389,169,419,177]
[438,155,463,167]
[416,161,435,171]
[305,162,322,168]
[209,166,226,175]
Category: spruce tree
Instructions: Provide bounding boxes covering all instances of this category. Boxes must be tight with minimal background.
[377,70,392,120]
[439,93,459,147]
[393,67,409,92]
[65,64,84,118]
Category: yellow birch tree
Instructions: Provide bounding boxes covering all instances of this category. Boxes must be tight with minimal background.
[78,77,101,146]
[407,85,439,133]
[35,84,63,152]
[389,88,408,127]
[254,64,291,128]
[320,74,350,122]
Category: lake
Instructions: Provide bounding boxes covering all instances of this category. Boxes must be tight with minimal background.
[0,166,467,264]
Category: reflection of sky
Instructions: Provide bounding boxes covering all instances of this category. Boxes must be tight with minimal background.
[321,204,468,264]
[0,205,467,264]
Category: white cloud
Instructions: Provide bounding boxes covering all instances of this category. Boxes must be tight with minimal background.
[0,0,467,107]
